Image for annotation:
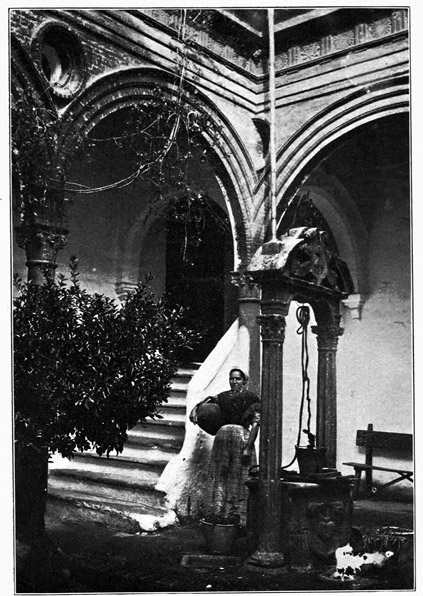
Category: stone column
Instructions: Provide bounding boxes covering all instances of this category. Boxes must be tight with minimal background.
[247,284,291,568]
[14,190,67,543]
[311,324,344,469]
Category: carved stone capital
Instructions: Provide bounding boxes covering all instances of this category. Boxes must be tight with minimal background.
[231,271,260,301]
[311,325,344,350]
[16,224,68,266]
[16,224,68,255]
[257,314,286,342]
[15,223,68,283]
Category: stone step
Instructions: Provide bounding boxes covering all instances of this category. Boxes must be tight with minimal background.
[76,449,171,468]
[147,414,186,426]
[124,430,183,451]
[131,421,185,442]
[156,403,186,418]
[50,453,163,484]
[163,393,188,407]
[49,466,167,514]
[47,364,199,529]
[169,379,193,393]
[47,490,177,534]
[175,363,201,377]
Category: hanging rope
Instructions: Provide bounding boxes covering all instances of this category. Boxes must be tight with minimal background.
[297,305,312,442]
[281,304,311,470]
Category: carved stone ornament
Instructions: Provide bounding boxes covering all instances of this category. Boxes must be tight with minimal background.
[288,228,350,292]
[16,225,68,259]
[247,226,353,298]
[311,325,344,350]
[231,272,260,300]
[257,314,286,342]
[306,500,350,563]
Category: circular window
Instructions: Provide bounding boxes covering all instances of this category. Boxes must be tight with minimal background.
[32,22,85,99]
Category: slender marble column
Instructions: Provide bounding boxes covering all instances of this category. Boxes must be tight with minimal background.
[311,324,344,468]
[247,285,291,568]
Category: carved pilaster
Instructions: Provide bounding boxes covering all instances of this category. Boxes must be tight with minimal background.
[311,324,344,468]
[16,223,68,284]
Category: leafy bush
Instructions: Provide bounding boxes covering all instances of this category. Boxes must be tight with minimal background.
[13,257,199,459]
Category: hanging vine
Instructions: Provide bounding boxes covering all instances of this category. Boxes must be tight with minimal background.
[64,9,220,204]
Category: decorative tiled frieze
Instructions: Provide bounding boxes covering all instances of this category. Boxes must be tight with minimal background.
[138,8,263,75]
[321,35,332,55]
[392,9,408,33]
[368,17,392,40]
[300,41,322,63]
[139,8,408,76]
[288,46,301,66]
[275,54,289,70]
[331,29,355,52]
[354,23,368,45]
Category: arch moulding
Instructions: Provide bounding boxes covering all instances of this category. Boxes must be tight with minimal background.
[255,78,409,304]
[274,79,409,210]
[58,67,260,267]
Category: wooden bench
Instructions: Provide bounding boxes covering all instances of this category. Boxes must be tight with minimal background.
[343,423,413,499]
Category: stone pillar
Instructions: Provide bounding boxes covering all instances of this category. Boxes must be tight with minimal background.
[231,272,261,394]
[247,284,291,568]
[14,189,67,543]
[16,223,67,284]
[311,324,344,469]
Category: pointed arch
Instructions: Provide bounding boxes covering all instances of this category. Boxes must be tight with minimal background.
[57,67,260,265]
[259,75,409,211]
[255,76,409,296]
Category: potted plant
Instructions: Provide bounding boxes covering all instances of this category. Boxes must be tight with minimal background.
[295,430,327,477]
[199,501,241,555]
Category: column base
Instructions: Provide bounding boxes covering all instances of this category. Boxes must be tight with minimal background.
[245,547,286,568]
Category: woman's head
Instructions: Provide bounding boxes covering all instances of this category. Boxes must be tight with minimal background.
[229,367,248,392]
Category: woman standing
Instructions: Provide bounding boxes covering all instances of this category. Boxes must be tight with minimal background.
[190,367,260,526]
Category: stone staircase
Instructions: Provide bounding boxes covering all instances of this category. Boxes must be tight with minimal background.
[48,363,199,531]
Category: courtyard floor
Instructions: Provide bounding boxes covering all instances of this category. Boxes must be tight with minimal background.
[16,498,414,594]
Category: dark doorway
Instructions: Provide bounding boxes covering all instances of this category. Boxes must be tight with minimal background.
[165,195,232,363]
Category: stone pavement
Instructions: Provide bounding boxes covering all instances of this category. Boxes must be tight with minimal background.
[16,497,415,593]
